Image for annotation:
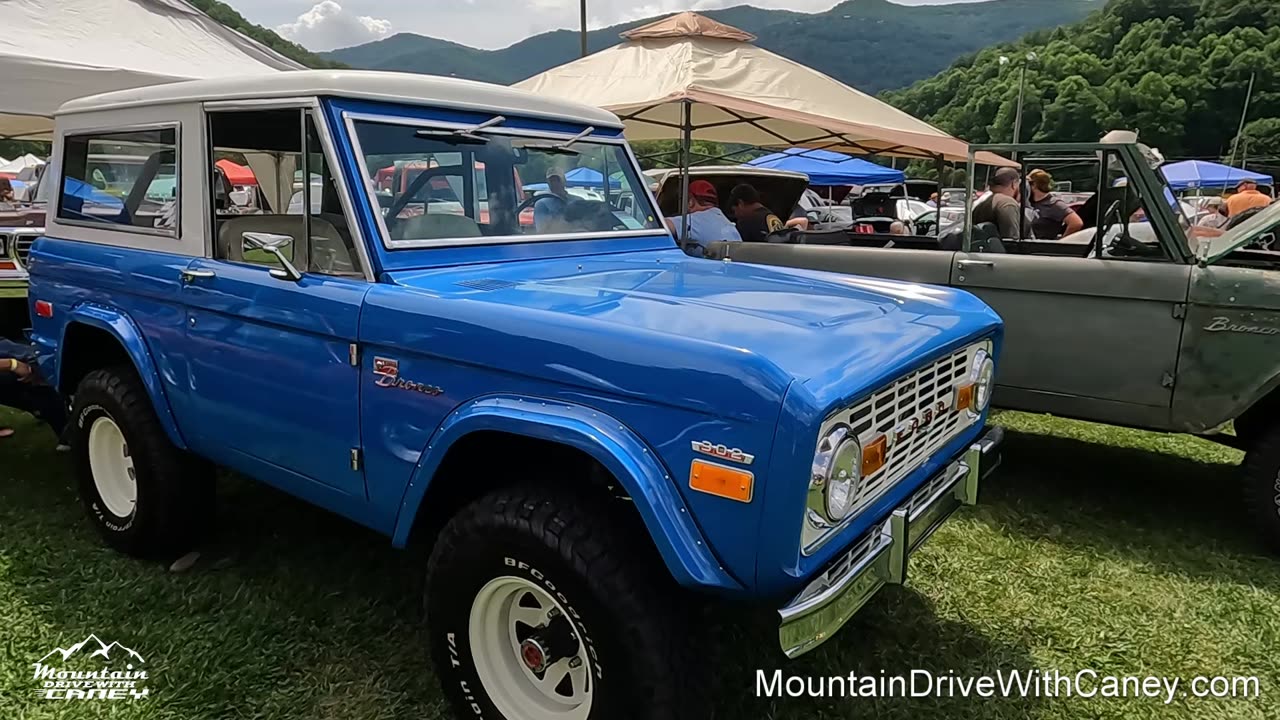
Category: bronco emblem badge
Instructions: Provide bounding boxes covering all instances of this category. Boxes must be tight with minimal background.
[372,356,444,397]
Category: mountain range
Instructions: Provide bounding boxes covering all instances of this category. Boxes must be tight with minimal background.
[322,0,1101,94]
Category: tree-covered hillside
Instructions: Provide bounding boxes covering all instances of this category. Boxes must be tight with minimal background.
[184,0,345,69]
[885,0,1280,173]
[324,0,1098,95]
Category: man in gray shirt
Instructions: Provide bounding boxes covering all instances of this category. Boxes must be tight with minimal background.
[973,167,1023,239]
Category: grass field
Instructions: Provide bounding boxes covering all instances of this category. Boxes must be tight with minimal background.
[1,408,1277,719]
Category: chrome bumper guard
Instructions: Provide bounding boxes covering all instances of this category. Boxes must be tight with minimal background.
[778,426,1003,658]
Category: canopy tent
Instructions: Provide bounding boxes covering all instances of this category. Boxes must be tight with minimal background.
[747,148,905,186]
[1160,160,1272,192]
[516,12,1011,166]
[0,153,45,176]
[215,159,257,186]
[564,167,623,189]
[0,0,303,140]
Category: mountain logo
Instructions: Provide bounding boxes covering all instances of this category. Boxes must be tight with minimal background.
[38,635,145,664]
[32,635,151,702]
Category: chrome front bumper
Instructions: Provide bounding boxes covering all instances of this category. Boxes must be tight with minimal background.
[0,278,27,299]
[778,426,1003,658]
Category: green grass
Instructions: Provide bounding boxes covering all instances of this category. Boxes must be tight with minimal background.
[1,409,1277,719]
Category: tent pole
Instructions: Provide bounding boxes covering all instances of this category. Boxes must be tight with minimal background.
[679,99,692,250]
[934,155,945,238]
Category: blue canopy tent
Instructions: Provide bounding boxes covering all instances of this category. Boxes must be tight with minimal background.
[564,167,622,190]
[747,148,905,186]
[1160,160,1272,192]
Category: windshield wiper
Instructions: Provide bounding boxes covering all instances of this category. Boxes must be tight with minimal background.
[524,126,595,155]
[415,115,507,144]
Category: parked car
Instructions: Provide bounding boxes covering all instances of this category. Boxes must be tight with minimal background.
[29,72,1004,720]
[710,137,1280,551]
[0,194,46,338]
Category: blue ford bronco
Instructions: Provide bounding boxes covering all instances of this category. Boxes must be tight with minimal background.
[28,71,1003,720]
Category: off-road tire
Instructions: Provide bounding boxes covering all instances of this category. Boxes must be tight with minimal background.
[70,366,213,559]
[425,486,705,720]
[1243,425,1280,553]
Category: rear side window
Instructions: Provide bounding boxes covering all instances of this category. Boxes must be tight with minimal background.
[58,127,179,236]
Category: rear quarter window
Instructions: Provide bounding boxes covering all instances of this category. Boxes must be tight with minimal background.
[58,127,179,236]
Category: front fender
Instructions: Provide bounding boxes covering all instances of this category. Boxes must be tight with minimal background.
[391,395,743,593]
[60,303,187,449]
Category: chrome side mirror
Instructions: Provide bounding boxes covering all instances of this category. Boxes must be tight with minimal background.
[242,231,303,282]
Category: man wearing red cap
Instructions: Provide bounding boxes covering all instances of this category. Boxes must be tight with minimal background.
[667,179,741,253]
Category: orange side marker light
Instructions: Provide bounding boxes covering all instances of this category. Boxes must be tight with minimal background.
[689,459,754,503]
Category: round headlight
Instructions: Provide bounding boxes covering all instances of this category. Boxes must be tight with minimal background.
[973,350,995,412]
[811,426,862,522]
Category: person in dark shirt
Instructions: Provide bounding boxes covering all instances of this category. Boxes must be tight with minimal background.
[972,167,1024,239]
[730,183,785,242]
[1027,169,1083,239]
[0,339,67,444]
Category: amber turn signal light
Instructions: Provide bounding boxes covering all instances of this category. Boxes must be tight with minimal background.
[861,434,888,476]
[954,383,975,412]
[689,459,754,503]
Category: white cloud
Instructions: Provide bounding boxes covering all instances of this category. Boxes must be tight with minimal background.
[276,1,393,52]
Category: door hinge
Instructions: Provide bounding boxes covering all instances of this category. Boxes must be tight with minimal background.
[348,343,359,367]
[1172,303,1186,319]
[1161,372,1176,389]
[350,448,361,471]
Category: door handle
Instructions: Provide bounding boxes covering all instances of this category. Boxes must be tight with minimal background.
[957,260,996,268]
[180,268,216,283]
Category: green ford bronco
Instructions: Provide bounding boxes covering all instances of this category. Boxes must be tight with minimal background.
[709,137,1280,550]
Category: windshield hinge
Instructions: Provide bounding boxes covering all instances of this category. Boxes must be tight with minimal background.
[350,448,361,472]
[349,343,359,367]
[1172,303,1186,319]
[1161,372,1176,389]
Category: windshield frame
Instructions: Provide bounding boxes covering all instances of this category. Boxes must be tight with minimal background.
[343,111,665,250]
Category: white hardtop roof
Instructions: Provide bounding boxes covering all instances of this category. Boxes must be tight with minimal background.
[644,165,807,181]
[57,70,623,130]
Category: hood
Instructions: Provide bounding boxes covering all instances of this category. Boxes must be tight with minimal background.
[383,250,1000,415]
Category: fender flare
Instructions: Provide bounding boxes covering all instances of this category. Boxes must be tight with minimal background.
[392,395,743,593]
[61,303,187,449]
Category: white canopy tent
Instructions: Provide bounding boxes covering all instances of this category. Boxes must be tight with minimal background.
[0,153,44,174]
[516,13,1010,166]
[0,0,304,140]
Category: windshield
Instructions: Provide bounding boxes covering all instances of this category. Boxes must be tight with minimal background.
[352,120,662,246]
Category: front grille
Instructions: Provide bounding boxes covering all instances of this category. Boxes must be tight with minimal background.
[3,229,42,270]
[803,341,987,553]
[15,234,36,268]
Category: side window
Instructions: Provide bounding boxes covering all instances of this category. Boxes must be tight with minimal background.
[58,127,179,235]
[207,109,362,277]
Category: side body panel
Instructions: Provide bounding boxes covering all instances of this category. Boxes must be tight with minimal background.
[357,281,784,590]
[27,237,195,448]
[952,253,1190,427]
[1175,264,1280,431]
[178,260,370,498]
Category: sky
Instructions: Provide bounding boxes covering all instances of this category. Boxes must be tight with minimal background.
[228,0,975,53]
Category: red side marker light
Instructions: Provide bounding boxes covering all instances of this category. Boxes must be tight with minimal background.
[34,300,53,318]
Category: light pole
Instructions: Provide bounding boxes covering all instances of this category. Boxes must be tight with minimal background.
[1000,51,1038,156]
[580,0,588,58]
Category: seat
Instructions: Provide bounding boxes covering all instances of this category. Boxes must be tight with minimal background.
[392,213,482,241]
[217,214,355,273]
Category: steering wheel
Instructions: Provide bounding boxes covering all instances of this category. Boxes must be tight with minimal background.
[1086,200,1123,258]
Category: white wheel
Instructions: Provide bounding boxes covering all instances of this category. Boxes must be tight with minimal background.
[469,576,594,720]
[87,416,137,518]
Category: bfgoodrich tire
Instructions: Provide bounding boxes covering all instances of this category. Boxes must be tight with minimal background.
[426,486,704,720]
[1243,425,1280,553]
[70,366,213,559]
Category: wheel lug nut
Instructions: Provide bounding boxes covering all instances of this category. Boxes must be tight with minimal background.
[569,657,582,669]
